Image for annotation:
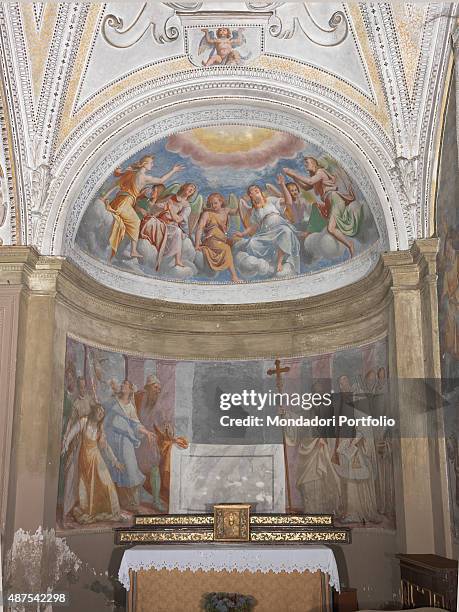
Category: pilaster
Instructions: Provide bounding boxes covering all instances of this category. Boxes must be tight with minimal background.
[383,238,451,555]
[2,247,63,544]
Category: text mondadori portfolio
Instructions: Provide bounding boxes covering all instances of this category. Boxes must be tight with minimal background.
[219,415,396,428]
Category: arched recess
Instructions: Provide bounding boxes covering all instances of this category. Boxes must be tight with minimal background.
[39,71,409,303]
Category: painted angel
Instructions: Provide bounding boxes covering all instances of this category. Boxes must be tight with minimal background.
[284,156,362,257]
[199,27,248,67]
[233,179,300,274]
[139,182,203,270]
[194,192,242,283]
[99,154,184,260]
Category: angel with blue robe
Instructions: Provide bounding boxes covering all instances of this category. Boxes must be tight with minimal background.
[233,177,300,275]
[199,27,248,67]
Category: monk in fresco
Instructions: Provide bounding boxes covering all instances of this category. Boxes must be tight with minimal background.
[139,183,197,270]
[102,155,184,260]
[200,27,245,67]
[194,192,241,283]
[284,156,361,257]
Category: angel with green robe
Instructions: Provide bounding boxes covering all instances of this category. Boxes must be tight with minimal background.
[138,182,203,271]
[284,156,362,257]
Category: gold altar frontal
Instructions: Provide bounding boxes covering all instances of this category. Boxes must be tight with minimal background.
[127,565,331,612]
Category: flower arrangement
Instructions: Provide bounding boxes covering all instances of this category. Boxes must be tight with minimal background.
[202,592,257,612]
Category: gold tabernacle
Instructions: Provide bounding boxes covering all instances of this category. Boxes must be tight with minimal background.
[214,503,251,542]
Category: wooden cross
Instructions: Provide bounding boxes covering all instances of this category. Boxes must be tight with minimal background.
[267,359,290,392]
[267,358,293,513]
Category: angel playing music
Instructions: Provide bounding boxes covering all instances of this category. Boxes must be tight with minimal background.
[199,27,247,67]
[139,183,200,270]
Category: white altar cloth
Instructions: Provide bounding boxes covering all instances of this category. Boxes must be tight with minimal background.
[118,545,340,591]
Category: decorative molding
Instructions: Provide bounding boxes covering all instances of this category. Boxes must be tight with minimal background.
[101,3,184,49]
[259,2,348,46]
[100,2,349,50]
[390,155,419,240]
[26,133,54,241]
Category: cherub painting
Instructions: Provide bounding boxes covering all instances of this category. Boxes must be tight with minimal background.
[199,27,249,67]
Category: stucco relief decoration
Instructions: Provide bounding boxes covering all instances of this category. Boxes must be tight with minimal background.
[101,3,193,48]
[27,134,54,234]
[100,2,349,58]
[247,2,348,46]
[0,153,11,246]
[0,165,6,230]
[390,156,419,240]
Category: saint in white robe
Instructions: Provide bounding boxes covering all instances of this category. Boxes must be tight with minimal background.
[334,409,381,524]
[284,414,341,514]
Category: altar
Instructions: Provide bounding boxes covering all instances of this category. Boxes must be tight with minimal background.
[119,544,340,612]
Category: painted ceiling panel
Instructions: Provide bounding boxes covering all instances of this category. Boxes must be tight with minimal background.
[75,3,185,113]
[264,3,374,99]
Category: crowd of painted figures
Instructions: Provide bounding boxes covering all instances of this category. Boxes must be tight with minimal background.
[100,154,362,282]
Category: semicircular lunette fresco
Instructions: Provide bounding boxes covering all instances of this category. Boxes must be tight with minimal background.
[75,126,380,284]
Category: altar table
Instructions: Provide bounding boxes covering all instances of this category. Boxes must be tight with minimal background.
[119,545,340,612]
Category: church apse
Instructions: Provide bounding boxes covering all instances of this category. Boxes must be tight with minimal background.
[57,336,395,533]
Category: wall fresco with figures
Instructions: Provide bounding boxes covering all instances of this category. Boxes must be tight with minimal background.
[74,126,380,286]
[57,336,394,532]
[436,74,459,540]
